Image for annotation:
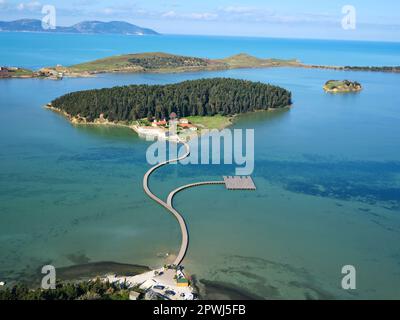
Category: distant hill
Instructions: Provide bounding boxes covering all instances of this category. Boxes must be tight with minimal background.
[0,19,159,35]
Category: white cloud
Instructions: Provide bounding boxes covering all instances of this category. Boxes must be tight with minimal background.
[215,6,341,25]
[101,8,114,15]
[17,1,41,11]
[189,12,218,20]
[162,10,218,21]
[162,10,176,18]
[222,6,257,14]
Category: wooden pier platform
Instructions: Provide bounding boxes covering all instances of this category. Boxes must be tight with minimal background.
[223,176,256,190]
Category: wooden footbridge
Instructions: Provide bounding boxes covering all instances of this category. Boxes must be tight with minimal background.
[143,139,256,266]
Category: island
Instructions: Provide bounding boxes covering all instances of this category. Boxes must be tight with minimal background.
[3,52,400,80]
[323,80,362,93]
[0,66,35,79]
[47,78,292,135]
[0,19,159,35]
[46,52,302,77]
[0,52,302,79]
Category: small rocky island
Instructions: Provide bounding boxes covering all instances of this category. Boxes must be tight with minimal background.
[323,80,362,93]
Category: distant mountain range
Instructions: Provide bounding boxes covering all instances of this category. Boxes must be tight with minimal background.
[0,19,159,35]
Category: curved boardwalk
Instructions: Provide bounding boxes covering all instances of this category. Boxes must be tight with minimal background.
[167,181,225,207]
[143,139,227,266]
[143,140,191,266]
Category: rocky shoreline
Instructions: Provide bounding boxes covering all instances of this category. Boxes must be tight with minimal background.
[323,80,362,93]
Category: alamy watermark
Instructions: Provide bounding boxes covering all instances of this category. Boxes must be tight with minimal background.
[41,265,56,289]
[145,127,255,176]
[24,4,358,33]
[341,265,357,290]
[342,5,356,30]
[41,5,56,30]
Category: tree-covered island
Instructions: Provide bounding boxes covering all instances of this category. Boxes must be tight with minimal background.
[48,78,292,131]
[323,80,362,93]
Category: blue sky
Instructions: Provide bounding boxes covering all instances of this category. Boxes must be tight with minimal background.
[1,0,400,41]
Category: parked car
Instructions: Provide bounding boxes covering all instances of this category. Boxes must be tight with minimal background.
[153,285,165,290]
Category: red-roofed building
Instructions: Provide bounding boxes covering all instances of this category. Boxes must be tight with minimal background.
[152,119,167,127]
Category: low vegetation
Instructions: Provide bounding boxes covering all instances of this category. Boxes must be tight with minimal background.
[57,52,302,75]
[65,52,221,74]
[187,115,232,130]
[127,54,209,70]
[218,53,301,69]
[0,279,137,300]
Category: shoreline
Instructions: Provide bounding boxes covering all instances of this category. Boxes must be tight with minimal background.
[6,63,400,80]
[58,65,400,79]
[44,104,240,137]
[45,104,139,131]
[44,104,290,139]
[4,51,400,80]
[323,87,363,93]
[57,261,151,282]
[1,259,267,300]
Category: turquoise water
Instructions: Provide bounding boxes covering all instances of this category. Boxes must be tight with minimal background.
[1,34,400,299]
[1,32,400,68]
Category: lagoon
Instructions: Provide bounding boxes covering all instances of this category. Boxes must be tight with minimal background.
[0,34,400,299]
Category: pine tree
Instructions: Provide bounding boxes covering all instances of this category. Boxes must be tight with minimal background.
[51,78,292,122]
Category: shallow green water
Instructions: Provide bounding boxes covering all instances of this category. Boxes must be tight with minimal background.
[0,67,399,299]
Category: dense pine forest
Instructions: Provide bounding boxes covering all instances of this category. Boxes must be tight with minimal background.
[51,78,292,122]
[127,54,209,69]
